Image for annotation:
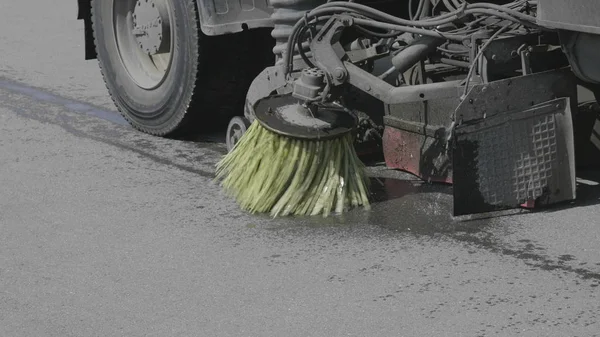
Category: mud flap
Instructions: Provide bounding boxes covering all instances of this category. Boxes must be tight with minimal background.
[452,69,578,216]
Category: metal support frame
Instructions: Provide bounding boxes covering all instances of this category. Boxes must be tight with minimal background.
[309,16,463,106]
[345,62,462,105]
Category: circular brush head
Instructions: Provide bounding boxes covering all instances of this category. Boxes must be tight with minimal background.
[253,94,357,140]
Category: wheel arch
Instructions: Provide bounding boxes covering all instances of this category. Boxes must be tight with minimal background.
[195,0,274,36]
[77,0,274,61]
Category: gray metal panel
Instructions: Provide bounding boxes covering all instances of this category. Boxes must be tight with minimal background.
[197,0,274,35]
[537,0,600,34]
[455,68,578,123]
[452,68,578,215]
[453,98,576,216]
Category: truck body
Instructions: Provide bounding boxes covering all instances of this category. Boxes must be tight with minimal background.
[77,0,600,216]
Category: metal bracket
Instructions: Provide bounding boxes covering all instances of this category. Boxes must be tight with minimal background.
[310,16,351,85]
[517,44,559,76]
[455,67,578,123]
[346,44,389,64]
[517,44,532,75]
[244,65,290,122]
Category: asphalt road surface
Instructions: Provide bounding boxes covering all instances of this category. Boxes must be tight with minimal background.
[1,1,599,336]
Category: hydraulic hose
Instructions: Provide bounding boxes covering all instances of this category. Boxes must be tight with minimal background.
[391,35,446,73]
[282,0,540,75]
[318,2,471,27]
[352,18,469,41]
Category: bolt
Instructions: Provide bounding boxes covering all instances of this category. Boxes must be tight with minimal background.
[364,84,371,92]
[491,54,497,61]
[333,67,346,81]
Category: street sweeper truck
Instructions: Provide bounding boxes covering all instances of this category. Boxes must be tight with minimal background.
[77,0,600,217]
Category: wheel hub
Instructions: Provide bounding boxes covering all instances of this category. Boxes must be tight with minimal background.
[226,117,251,152]
[132,0,170,55]
[230,128,243,146]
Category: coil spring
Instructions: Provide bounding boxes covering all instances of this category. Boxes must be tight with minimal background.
[270,0,325,63]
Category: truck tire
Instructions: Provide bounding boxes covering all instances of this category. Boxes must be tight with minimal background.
[90,0,273,137]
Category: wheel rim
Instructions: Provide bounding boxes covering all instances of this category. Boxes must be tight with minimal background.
[227,118,249,152]
[113,0,174,90]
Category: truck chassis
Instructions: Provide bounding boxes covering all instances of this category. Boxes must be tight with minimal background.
[77,0,600,215]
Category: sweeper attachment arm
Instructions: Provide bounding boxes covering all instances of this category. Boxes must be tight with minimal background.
[230,0,594,217]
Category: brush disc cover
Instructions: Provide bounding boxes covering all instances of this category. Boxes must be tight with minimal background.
[253,94,357,140]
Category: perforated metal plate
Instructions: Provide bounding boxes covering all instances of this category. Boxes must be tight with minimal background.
[452,98,576,216]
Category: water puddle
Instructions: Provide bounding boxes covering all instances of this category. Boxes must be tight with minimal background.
[251,175,493,236]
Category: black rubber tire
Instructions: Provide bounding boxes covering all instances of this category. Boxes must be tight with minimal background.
[90,0,274,137]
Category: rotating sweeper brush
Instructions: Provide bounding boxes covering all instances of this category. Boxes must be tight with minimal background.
[215,89,371,218]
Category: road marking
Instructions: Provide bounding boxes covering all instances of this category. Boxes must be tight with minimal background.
[0,77,128,126]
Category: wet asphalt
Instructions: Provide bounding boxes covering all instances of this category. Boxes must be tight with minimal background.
[0,1,599,336]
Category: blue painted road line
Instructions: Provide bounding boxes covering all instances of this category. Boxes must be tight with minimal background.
[0,78,128,126]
